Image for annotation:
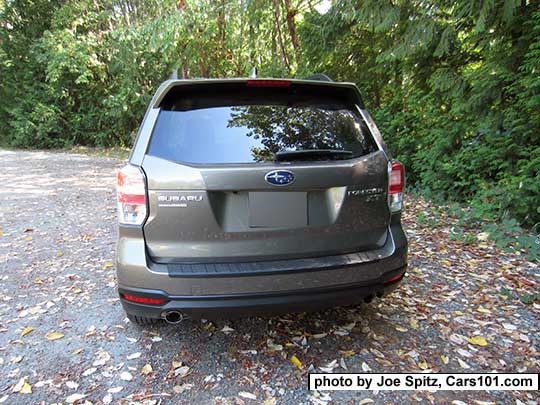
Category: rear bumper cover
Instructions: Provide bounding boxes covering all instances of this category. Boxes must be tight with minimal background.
[116,220,407,319]
[119,266,405,319]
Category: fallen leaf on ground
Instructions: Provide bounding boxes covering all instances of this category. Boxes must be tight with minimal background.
[417,361,428,370]
[173,384,193,394]
[66,393,87,404]
[93,350,111,366]
[291,355,303,369]
[502,323,516,331]
[440,259,451,266]
[449,334,465,345]
[458,358,471,369]
[21,327,33,337]
[477,232,489,241]
[65,381,79,389]
[141,364,153,375]
[468,336,488,347]
[340,350,355,357]
[120,371,133,381]
[13,378,32,394]
[127,352,141,360]
[174,366,191,378]
[238,392,257,400]
[82,367,97,377]
[266,339,283,352]
[319,359,338,373]
[12,379,25,393]
[46,332,64,341]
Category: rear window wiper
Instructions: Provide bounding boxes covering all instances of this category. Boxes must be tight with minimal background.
[274,149,353,162]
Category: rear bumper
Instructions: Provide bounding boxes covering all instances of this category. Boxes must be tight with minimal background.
[116,220,407,319]
[119,265,406,319]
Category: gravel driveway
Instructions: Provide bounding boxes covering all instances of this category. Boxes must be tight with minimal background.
[0,149,538,405]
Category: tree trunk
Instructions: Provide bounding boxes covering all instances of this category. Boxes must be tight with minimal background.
[283,0,300,61]
[272,0,291,72]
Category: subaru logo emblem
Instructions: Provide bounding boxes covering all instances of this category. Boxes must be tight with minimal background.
[265,170,295,186]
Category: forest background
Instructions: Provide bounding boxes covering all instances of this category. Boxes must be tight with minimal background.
[1,0,539,245]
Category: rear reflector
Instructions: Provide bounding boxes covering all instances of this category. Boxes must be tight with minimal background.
[246,79,291,87]
[383,272,405,284]
[121,294,166,305]
[117,164,147,225]
[388,160,405,212]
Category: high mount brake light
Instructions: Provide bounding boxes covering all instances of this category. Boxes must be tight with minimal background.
[388,161,405,212]
[116,164,147,225]
[246,79,291,87]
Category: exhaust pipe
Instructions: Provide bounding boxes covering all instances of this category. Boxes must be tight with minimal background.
[163,310,184,324]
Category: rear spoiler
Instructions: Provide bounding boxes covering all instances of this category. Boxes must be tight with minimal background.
[149,78,365,109]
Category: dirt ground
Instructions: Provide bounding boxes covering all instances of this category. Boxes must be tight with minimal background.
[0,149,538,404]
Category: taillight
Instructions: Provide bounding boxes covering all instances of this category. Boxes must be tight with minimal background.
[246,79,291,87]
[388,161,405,212]
[116,164,147,225]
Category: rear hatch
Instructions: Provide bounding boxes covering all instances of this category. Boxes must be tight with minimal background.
[141,80,390,263]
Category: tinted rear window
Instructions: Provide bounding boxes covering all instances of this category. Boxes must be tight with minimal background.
[147,85,377,164]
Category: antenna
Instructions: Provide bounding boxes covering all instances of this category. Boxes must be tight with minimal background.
[249,67,258,79]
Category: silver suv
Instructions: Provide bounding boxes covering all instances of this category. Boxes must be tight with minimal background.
[116,76,407,325]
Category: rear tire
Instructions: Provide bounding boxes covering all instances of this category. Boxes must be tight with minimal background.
[127,313,161,326]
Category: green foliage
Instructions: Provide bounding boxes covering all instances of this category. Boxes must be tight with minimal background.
[0,0,539,230]
[301,0,540,228]
[445,200,540,261]
[449,227,476,245]
[482,220,540,261]
[0,0,306,148]
[519,293,540,305]
[499,286,540,305]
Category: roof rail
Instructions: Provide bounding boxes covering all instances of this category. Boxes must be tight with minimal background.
[303,73,333,82]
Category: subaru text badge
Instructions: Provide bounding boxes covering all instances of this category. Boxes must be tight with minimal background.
[265,170,295,186]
